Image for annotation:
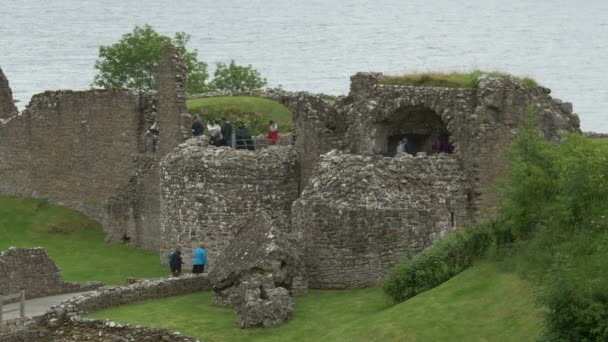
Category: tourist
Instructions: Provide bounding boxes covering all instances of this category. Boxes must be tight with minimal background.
[267,120,279,145]
[191,115,204,136]
[169,246,184,277]
[395,138,411,156]
[236,122,255,150]
[148,121,159,152]
[208,119,222,138]
[192,242,208,274]
[221,118,233,147]
[438,135,452,154]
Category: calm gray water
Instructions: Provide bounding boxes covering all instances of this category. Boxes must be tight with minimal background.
[1,0,607,132]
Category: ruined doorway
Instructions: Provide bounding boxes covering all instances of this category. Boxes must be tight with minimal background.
[374,106,451,156]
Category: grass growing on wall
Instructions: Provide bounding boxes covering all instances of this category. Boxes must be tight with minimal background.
[0,197,167,284]
[186,96,292,136]
[380,70,538,88]
[87,263,540,341]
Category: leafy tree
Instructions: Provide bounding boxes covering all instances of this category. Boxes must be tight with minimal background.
[208,60,267,92]
[92,25,209,94]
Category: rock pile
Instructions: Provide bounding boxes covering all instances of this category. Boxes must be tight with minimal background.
[208,211,306,328]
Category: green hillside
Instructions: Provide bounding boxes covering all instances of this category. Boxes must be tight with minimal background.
[187,96,292,136]
[0,197,166,284]
[87,262,539,341]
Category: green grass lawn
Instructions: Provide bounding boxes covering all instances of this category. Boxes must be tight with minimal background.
[87,262,540,341]
[380,70,538,88]
[187,96,292,135]
[0,197,166,284]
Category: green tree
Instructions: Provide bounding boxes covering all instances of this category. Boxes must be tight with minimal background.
[92,25,209,94]
[209,60,267,92]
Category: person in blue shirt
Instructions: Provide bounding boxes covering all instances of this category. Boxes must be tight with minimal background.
[192,242,208,274]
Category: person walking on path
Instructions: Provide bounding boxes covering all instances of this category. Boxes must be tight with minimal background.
[192,242,208,274]
[267,120,279,145]
[169,246,184,277]
[191,115,204,136]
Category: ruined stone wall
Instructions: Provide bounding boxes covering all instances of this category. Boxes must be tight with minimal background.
[0,89,153,222]
[292,151,470,288]
[190,90,345,191]
[160,139,299,268]
[0,46,186,251]
[101,44,189,250]
[0,248,102,299]
[44,274,210,323]
[344,73,580,217]
[0,67,17,120]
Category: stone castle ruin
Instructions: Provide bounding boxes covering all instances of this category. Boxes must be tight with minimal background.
[0,46,580,290]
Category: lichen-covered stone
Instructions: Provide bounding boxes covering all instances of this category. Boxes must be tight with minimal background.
[208,211,306,305]
[293,151,469,288]
[233,274,293,329]
[160,143,300,269]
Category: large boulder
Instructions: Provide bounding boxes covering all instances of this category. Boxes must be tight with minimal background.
[208,211,306,328]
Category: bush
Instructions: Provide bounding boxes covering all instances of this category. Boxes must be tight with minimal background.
[382,222,496,303]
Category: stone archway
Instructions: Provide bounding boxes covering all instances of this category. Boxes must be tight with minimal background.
[371,106,452,156]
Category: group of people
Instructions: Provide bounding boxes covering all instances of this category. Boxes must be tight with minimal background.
[191,116,280,150]
[395,134,453,156]
[168,242,208,277]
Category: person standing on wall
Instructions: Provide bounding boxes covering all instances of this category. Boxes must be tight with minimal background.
[221,118,233,148]
[191,115,204,136]
[192,242,208,274]
[169,246,184,277]
[267,120,279,145]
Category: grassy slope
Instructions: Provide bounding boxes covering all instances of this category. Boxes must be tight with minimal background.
[0,197,166,284]
[88,263,540,341]
[187,96,292,135]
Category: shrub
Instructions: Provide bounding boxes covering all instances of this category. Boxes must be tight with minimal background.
[382,222,496,303]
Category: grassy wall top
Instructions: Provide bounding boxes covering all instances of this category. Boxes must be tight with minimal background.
[379,70,538,88]
[187,96,292,135]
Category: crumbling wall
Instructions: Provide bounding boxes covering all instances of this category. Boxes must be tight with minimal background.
[0,89,154,222]
[0,67,17,120]
[292,151,470,289]
[191,90,346,191]
[160,139,299,268]
[0,248,102,299]
[344,73,580,217]
[101,44,189,250]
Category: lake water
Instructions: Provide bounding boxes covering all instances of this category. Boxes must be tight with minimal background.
[1,0,607,132]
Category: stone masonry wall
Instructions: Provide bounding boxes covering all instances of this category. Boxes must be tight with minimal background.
[43,274,210,323]
[0,45,186,251]
[344,73,580,217]
[0,67,17,120]
[101,44,189,250]
[160,138,299,268]
[0,89,153,222]
[292,151,470,288]
[0,248,102,300]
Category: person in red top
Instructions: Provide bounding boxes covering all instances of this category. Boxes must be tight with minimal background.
[267,120,279,144]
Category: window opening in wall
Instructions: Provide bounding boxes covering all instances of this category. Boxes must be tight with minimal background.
[450,212,455,227]
[375,106,453,156]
